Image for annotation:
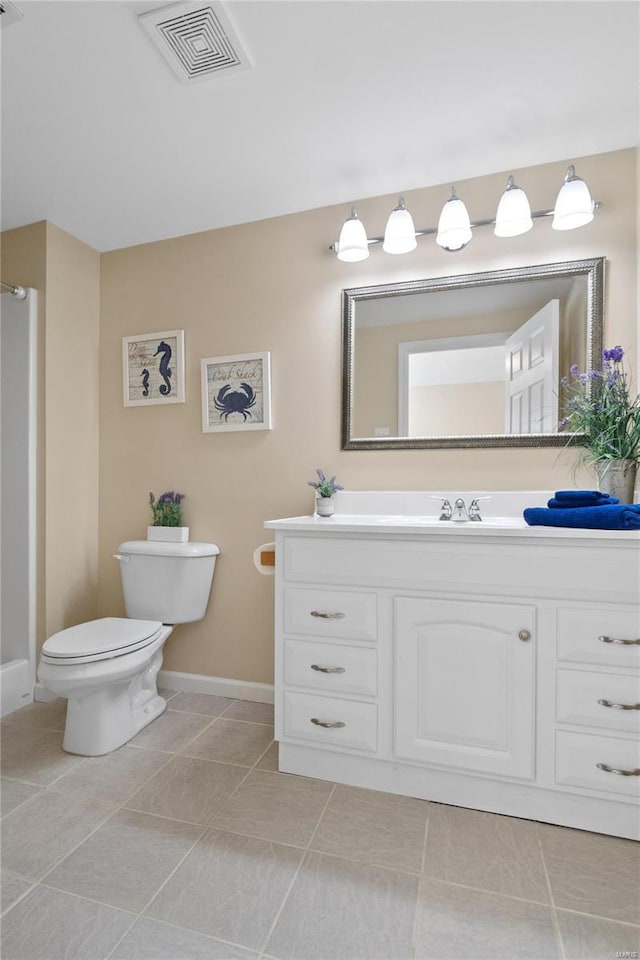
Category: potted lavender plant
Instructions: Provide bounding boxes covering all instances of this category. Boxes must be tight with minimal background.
[307,469,343,518]
[147,491,188,542]
[560,346,640,503]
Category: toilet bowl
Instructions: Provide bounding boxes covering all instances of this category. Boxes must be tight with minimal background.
[39,618,172,755]
[38,539,219,756]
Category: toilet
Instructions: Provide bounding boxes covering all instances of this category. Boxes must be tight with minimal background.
[38,539,220,756]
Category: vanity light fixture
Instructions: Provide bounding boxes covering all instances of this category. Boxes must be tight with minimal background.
[383,196,418,254]
[494,176,533,237]
[336,207,370,262]
[435,186,473,252]
[551,164,595,231]
[331,165,599,259]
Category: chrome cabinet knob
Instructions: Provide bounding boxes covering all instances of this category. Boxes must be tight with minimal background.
[518,629,531,642]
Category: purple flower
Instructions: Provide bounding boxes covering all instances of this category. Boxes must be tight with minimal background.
[316,469,326,482]
[149,492,155,505]
[603,345,624,363]
[569,364,579,377]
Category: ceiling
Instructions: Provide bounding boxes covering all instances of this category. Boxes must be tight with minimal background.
[1,1,638,252]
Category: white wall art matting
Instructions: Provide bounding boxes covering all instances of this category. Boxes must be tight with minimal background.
[123,329,185,406]
[201,351,272,432]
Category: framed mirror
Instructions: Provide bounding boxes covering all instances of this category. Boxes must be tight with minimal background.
[341,257,604,450]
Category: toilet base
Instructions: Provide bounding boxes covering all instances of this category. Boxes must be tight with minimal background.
[39,629,172,756]
[64,688,167,756]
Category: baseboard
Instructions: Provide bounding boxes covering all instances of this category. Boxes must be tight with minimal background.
[158,669,274,704]
[34,681,58,703]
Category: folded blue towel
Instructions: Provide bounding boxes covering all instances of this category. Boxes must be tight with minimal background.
[553,490,610,503]
[524,504,640,530]
[547,495,619,508]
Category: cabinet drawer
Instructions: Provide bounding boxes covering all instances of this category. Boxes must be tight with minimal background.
[283,588,377,642]
[283,691,377,753]
[556,668,640,734]
[284,639,377,696]
[557,607,640,669]
[556,730,640,799]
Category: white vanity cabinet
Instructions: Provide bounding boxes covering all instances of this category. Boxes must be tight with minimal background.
[265,510,640,840]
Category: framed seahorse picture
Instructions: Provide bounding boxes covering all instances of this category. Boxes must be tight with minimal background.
[201,351,272,433]
[122,330,185,406]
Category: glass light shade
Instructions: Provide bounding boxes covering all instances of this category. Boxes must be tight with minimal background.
[494,177,533,237]
[336,207,369,262]
[436,188,472,251]
[383,196,417,254]
[552,166,594,231]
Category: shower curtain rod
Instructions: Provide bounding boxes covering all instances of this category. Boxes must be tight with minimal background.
[0,279,27,299]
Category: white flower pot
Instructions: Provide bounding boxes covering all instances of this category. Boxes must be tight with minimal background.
[147,525,189,542]
[315,496,335,518]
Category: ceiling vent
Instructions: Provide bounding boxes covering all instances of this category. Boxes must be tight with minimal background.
[0,2,24,29]
[139,1,251,84]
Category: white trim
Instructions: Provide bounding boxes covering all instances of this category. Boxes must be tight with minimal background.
[159,669,274,704]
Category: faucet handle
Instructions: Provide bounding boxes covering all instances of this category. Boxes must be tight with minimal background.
[468,496,490,521]
[430,496,452,521]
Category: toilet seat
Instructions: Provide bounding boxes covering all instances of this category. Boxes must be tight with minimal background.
[41,617,164,665]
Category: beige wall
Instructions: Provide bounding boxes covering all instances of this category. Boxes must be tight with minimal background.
[1,222,100,645]
[354,307,531,437]
[99,148,637,685]
[409,382,505,436]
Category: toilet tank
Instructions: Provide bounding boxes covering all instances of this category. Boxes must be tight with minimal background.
[116,541,220,624]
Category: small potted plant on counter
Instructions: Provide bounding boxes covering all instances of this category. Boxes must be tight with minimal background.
[307,469,343,518]
[148,490,188,541]
[560,346,640,503]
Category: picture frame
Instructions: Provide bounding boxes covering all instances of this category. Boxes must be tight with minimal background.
[201,351,272,433]
[122,329,185,406]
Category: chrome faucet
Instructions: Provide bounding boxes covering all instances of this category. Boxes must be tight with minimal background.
[451,498,469,522]
[468,498,483,521]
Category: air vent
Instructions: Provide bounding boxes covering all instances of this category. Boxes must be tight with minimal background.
[0,2,24,28]
[139,1,251,84]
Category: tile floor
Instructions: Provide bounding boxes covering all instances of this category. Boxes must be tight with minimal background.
[1,690,639,960]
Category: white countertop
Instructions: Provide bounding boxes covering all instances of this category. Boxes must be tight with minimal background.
[264,490,640,542]
[264,513,640,541]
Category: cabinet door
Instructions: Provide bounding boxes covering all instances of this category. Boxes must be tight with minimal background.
[395,597,535,779]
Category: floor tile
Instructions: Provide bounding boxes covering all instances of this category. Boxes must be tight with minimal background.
[1,790,115,879]
[212,770,332,846]
[126,755,247,824]
[0,885,134,960]
[111,917,258,959]
[146,828,303,950]
[423,804,550,902]
[1,871,33,914]
[266,850,418,960]
[256,741,279,771]
[8,699,68,732]
[183,718,273,766]
[1,778,40,817]
[557,909,640,960]
[45,809,201,912]
[130,710,213,753]
[414,879,560,960]
[158,686,179,701]
[52,745,170,804]
[312,784,428,874]
[540,824,640,924]
[0,721,83,785]
[224,700,274,725]
[169,691,236,717]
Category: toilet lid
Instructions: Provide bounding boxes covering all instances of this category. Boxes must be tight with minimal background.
[42,617,163,660]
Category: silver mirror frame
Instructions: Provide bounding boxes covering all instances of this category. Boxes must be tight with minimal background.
[341,257,605,450]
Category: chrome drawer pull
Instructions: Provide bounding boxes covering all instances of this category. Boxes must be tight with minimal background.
[310,610,346,620]
[599,635,640,646]
[310,718,346,729]
[311,664,346,674]
[596,763,640,777]
[597,698,640,711]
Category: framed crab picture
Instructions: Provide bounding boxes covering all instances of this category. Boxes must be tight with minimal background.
[201,351,272,433]
[122,329,185,406]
